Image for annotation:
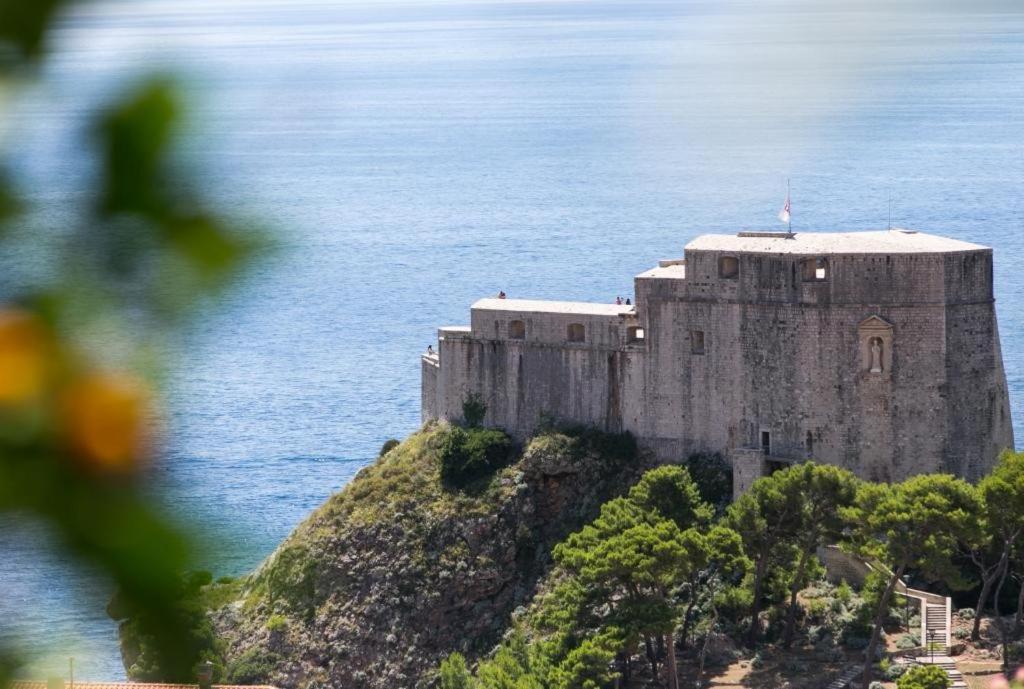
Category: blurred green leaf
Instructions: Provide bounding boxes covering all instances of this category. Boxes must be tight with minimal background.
[0,170,22,232]
[0,4,268,684]
[96,80,180,218]
[0,0,69,69]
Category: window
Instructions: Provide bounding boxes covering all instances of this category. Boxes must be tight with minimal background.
[760,430,771,454]
[567,323,585,343]
[509,320,526,340]
[627,326,645,343]
[690,330,705,355]
[801,257,828,282]
[718,256,739,279]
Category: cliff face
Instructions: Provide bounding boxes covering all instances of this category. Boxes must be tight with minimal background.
[210,423,648,689]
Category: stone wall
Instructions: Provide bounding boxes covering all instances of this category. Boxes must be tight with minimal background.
[423,231,1015,487]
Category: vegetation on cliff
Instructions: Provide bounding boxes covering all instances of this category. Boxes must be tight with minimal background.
[198,421,652,689]
[438,452,1024,689]
[112,432,1024,689]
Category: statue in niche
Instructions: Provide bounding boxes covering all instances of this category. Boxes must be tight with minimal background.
[869,337,883,373]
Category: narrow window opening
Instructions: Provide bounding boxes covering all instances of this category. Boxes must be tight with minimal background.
[509,320,526,340]
[690,330,705,355]
[802,257,829,282]
[760,430,771,454]
[805,431,814,458]
[627,326,645,343]
[567,323,585,343]
[718,256,739,279]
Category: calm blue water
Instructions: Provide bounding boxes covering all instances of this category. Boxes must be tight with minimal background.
[2,0,1023,679]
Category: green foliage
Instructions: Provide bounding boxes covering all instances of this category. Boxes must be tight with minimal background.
[265,614,287,632]
[108,571,226,682]
[896,634,920,649]
[474,629,554,689]
[462,392,487,428]
[257,542,317,617]
[439,652,471,689]
[683,451,733,513]
[885,663,908,680]
[896,664,950,689]
[379,438,400,457]
[845,474,980,687]
[548,630,620,689]
[462,466,746,688]
[846,475,981,584]
[626,465,713,530]
[438,426,514,489]
[225,647,281,685]
[0,0,70,66]
[0,3,267,682]
[543,423,638,466]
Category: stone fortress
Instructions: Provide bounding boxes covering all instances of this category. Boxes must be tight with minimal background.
[421,229,1015,496]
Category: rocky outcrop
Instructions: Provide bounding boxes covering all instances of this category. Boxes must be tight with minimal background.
[209,424,649,689]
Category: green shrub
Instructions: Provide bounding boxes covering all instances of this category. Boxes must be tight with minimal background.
[956,607,975,620]
[265,614,287,632]
[896,633,921,649]
[438,652,471,689]
[438,426,514,488]
[896,664,950,689]
[885,663,908,680]
[226,647,281,685]
[461,393,487,427]
[835,581,853,605]
[379,438,400,457]
[807,598,828,621]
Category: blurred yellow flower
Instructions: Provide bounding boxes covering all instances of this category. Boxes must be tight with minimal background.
[0,309,50,405]
[60,373,151,473]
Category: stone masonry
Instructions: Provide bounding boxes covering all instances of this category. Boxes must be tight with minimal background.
[422,229,1015,496]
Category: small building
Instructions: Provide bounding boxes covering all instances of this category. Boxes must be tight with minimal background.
[422,229,1015,496]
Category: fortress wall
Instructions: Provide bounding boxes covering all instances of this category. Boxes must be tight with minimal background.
[423,233,1011,488]
[682,249,954,305]
[421,354,439,423]
[433,310,642,438]
[630,282,950,475]
[469,308,630,349]
[943,301,1015,479]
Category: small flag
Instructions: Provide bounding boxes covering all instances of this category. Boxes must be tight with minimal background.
[778,193,791,224]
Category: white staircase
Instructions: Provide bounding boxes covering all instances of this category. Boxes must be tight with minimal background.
[925,604,949,650]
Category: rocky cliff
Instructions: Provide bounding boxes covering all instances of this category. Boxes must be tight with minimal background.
[208,423,650,689]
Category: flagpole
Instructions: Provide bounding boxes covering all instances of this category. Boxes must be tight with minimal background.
[787,178,791,235]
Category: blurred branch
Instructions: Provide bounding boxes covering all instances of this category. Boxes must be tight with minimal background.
[0,1,268,685]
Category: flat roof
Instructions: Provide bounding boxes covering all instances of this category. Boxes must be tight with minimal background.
[685,229,989,255]
[472,298,634,317]
[636,264,687,280]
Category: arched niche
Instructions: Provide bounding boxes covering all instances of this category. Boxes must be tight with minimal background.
[858,315,893,377]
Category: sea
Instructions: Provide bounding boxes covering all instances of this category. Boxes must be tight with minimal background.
[1,0,1023,680]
